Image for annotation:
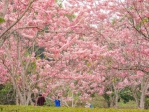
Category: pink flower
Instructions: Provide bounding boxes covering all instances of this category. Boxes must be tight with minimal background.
[137,71,144,77]
[145,13,149,18]
[106,91,112,95]
[32,88,38,93]
[138,0,143,2]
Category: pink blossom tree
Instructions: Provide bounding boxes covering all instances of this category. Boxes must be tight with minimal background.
[0,0,87,105]
[90,0,149,109]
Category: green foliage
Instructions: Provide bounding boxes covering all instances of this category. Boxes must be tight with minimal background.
[0,18,5,23]
[55,0,63,8]
[119,16,125,22]
[0,84,15,105]
[65,14,76,22]
[129,17,134,24]
[0,105,148,112]
[85,60,91,67]
[136,23,141,30]
[145,96,149,109]
[35,47,45,59]
[113,77,119,84]
[128,17,148,30]
[103,93,111,107]
[141,18,148,24]
[128,6,134,10]
[112,18,116,25]
[27,60,37,74]
[58,3,62,8]
[119,87,135,104]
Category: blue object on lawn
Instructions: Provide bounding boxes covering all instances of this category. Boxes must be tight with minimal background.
[54,100,61,107]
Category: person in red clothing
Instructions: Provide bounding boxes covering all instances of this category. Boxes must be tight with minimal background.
[36,94,46,106]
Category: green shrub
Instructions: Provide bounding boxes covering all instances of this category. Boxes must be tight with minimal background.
[0,84,15,105]
[145,97,149,109]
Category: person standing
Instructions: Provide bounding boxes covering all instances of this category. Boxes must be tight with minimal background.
[37,94,46,106]
[90,104,93,108]
[54,96,61,107]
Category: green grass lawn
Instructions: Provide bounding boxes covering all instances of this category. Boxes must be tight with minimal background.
[118,101,137,109]
[0,105,148,112]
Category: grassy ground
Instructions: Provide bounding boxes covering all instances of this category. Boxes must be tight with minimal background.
[89,95,137,109]
[0,105,148,112]
[118,101,137,109]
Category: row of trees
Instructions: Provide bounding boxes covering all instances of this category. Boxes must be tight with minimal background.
[0,0,149,109]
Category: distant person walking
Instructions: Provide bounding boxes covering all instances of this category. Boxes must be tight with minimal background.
[37,94,46,106]
[54,96,61,107]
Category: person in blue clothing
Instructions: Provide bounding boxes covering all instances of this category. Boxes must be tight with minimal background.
[54,96,61,107]
[90,104,93,108]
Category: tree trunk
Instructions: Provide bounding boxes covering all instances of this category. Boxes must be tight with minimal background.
[16,94,19,105]
[72,91,74,107]
[131,86,140,108]
[133,92,140,108]
[139,77,148,109]
[110,95,115,108]
[114,90,118,108]
[140,90,145,109]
